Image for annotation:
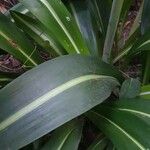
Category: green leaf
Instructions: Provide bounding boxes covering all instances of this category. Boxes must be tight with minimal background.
[140,85,150,100]
[119,78,141,99]
[87,98,150,150]
[0,13,43,66]
[102,0,124,63]
[127,32,150,57]
[4,3,30,19]
[11,11,66,56]
[0,72,17,88]
[41,119,83,150]
[141,0,150,85]
[92,0,112,36]
[141,0,150,34]
[67,0,100,56]
[20,0,89,55]
[87,135,109,150]
[112,28,140,64]
[0,55,122,149]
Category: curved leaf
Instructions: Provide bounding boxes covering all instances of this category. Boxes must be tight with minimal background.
[0,13,43,66]
[41,119,83,150]
[0,72,16,88]
[87,135,109,150]
[0,55,122,149]
[87,98,150,150]
[11,11,66,56]
[68,0,100,56]
[20,0,89,55]
[140,85,150,100]
[119,78,141,99]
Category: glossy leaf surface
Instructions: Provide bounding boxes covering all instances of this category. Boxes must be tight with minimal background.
[42,119,83,150]
[0,13,43,66]
[0,55,122,149]
[20,0,89,55]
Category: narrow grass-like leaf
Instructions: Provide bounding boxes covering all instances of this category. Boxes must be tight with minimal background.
[112,28,140,64]
[0,55,122,149]
[102,0,124,63]
[41,119,83,150]
[0,13,43,66]
[140,85,150,100]
[20,0,89,55]
[87,98,150,150]
[11,11,66,56]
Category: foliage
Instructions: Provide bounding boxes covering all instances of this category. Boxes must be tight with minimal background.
[0,0,150,149]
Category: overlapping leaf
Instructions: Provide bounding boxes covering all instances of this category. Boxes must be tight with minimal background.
[11,11,66,56]
[41,119,83,150]
[20,0,89,55]
[140,85,150,100]
[87,135,109,150]
[119,78,141,99]
[0,72,17,88]
[0,13,43,66]
[67,0,100,56]
[87,98,150,150]
[0,55,122,149]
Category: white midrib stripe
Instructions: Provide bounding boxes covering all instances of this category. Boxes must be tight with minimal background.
[137,39,150,49]
[113,45,133,64]
[57,128,75,150]
[14,14,62,56]
[117,108,150,118]
[93,137,107,149]
[0,30,37,66]
[91,111,145,150]
[0,78,12,82]
[0,75,115,132]
[140,92,150,96]
[40,0,80,54]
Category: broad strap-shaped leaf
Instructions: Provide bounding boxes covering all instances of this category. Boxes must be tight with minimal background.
[41,119,83,150]
[140,85,150,100]
[11,11,66,56]
[141,0,150,85]
[0,13,43,66]
[87,100,150,150]
[87,135,109,150]
[141,0,150,34]
[87,98,150,150]
[102,0,124,63]
[92,0,112,36]
[67,0,100,56]
[0,55,122,149]
[103,98,150,117]
[20,0,89,55]
[119,78,141,99]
